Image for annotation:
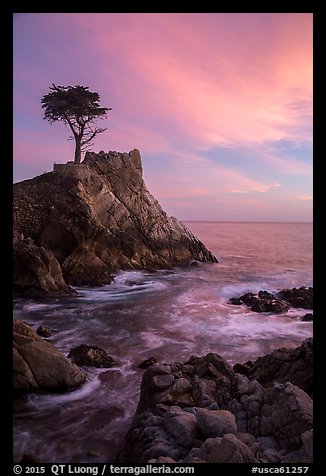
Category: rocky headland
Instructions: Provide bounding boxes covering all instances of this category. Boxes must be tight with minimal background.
[13,149,217,296]
[13,149,313,465]
[118,339,313,464]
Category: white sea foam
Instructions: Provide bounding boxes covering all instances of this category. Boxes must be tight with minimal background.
[23,372,103,411]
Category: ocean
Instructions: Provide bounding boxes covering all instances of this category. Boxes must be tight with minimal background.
[13,221,313,463]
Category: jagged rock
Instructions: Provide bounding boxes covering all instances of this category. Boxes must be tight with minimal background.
[243,338,313,396]
[13,150,217,294]
[230,290,289,313]
[118,341,313,464]
[36,325,54,337]
[233,360,254,375]
[138,357,158,369]
[13,233,75,296]
[186,353,234,380]
[68,344,117,368]
[277,287,313,309]
[13,321,86,394]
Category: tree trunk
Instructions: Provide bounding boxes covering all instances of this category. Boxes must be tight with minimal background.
[74,137,82,164]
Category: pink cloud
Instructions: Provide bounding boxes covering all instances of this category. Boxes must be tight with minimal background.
[13,13,312,220]
[296,195,313,201]
[52,13,312,157]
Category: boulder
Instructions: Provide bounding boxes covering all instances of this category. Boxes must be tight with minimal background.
[163,409,198,448]
[152,374,175,390]
[196,408,237,438]
[202,434,257,463]
[13,321,86,394]
[68,344,117,368]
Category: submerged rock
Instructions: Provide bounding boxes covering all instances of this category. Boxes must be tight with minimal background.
[13,149,217,295]
[13,321,86,394]
[68,344,117,368]
[117,341,313,464]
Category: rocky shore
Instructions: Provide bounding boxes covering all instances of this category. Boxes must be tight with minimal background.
[13,149,216,296]
[117,339,313,464]
[13,320,313,463]
[229,287,313,314]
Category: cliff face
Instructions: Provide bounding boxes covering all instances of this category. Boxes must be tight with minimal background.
[13,149,217,295]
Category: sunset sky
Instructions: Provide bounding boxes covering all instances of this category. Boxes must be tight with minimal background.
[13,13,313,221]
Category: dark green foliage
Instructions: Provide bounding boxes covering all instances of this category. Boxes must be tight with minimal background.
[41,84,111,163]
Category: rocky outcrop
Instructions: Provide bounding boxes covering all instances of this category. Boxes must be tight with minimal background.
[229,291,290,313]
[235,338,313,397]
[118,341,313,464]
[277,287,313,310]
[13,149,217,295]
[13,231,75,296]
[229,287,313,313]
[68,344,117,368]
[13,321,86,394]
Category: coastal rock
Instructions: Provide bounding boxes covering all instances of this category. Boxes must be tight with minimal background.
[36,325,54,337]
[138,357,158,369]
[68,344,117,368]
[301,313,313,322]
[118,342,312,464]
[196,409,237,438]
[277,287,313,309]
[13,149,217,294]
[13,321,86,394]
[13,232,75,296]
[201,434,257,463]
[241,338,313,396]
[163,408,198,448]
[229,291,289,313]
[233,360,254,376]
